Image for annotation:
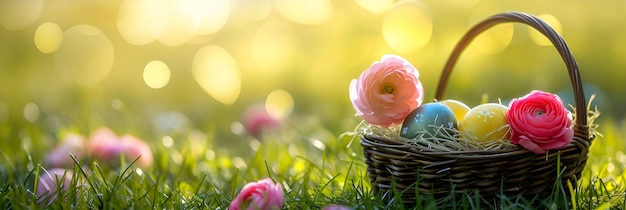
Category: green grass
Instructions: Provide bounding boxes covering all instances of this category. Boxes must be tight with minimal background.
[1,112,625,209]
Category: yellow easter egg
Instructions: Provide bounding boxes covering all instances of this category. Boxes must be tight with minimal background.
[459,103,510,142]
[439,99,471,121]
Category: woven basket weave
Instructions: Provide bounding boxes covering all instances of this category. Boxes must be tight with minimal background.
[361,12,594,204]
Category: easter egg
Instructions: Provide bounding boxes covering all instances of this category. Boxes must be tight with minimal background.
[459,103,510,142]
[400,103,458,139]
[439,99,471,121]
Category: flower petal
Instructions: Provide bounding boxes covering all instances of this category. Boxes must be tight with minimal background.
[348,55,423,127]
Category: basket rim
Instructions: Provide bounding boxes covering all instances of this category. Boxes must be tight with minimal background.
[434,12,588,129]
[362,132,588,157]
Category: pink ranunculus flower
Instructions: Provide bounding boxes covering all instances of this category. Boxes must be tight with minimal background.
[507,90,574,154]
[349,54,424,127]
[45,133,86,168]
[88,127,125,163]
[229,178,284,210]
[88,127,153,168]
[36,168,73,205]
[242,104,281,139]
[120,135,154,168]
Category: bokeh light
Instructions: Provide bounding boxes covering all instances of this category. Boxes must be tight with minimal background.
[143,60,171,89]
[467,4,514,55]
[265,89,294,120]
[117,0,229,46]
[355,0,394,15]
[0,0,43,31]
[529,14,562,46]
[23,103,39,123]
[196,0,230,35]
[234,0,272,21]
[157,0,202,46]
[382,1,432,53]
[34,22,63,54]
[273,0,333,24]
[251,20,298,74]
[192,45,241,105]
[117,0,167,45]
[470,23,513,54]
[54,25,115,87]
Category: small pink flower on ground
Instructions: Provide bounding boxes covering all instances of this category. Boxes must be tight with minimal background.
[36,168,73,205]
[45,133,86,168]
[242,104,281,138]
[323,204,351,210]
[229,178,284,210]
[88,127,153,168]
[88,127,125,163]
[349,54,424,127]
[120,135,153,168]
[507,90,574,154]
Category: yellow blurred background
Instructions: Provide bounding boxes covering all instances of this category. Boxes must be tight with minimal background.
[0,0,624,134]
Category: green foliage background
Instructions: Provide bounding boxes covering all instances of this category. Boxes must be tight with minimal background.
[1,0,625,208]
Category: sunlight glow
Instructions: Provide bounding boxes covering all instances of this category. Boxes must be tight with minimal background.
[355,0,394,14]
[232,157,247,169]
[117,0,229,46]
[162,136,174,148]
[135,168,144,176]
[467,5,514,54]
[382,1,432,53]
[23,103,39,123]
[0,0,43,30]
[157,0,202,46]
[34,22,63,54]
[529,14,562,46]
[273,0,333,24]
[117,0,167,45]
[143,60,171,89]
[54,25,114,87]
[205,149,215,160]
[192,45,241,105]
[230,122,245,135]
[251,20,297,73]
[265,89,294,119]
[196,0,230,35]
[471,23,513,54]
[235,0,272,21]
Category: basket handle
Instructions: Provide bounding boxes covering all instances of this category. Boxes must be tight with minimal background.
[434,12,587,127]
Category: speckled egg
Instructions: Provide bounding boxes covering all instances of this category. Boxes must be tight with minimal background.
[459,103,510,142]
[438,99,471,121]
[400,103,458,139]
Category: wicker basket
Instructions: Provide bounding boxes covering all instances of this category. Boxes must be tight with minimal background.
[361,12,594,204]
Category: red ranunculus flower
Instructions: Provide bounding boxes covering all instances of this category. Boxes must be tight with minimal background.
[349,54,424,127]
[229,178,284,210]
[507,90,574,154]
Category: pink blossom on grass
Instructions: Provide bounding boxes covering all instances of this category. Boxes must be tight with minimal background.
[45,134,86,168]
[88,127,153,168]
[242,104,280,138]
[88,127,125,163]
[349,54,424,127]
[36,168,73,205]
[229,178,284,210]
[507,90,574,154]
[119,135,154,167]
